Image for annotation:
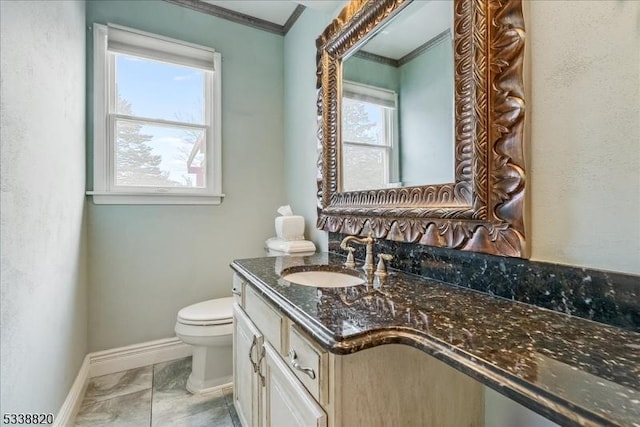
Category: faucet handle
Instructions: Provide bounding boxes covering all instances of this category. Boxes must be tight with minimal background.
[375,253,393,276]
[344,247,356,268]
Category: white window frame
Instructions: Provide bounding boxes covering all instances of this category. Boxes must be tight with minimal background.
[87,23,223,205]
[341,81,400,190]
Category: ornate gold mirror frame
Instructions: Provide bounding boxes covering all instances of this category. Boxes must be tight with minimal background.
[316,0,526,257]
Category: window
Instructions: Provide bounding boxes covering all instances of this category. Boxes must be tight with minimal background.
[88,24,222,204]
[341,81,398,192]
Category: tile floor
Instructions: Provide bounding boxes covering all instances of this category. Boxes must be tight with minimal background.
[75,357,240,426]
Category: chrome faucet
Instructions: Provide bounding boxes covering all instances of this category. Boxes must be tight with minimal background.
[340,232,375,273]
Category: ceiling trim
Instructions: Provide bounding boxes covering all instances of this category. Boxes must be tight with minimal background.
[354,50,398,67]
[164,0,306,36]
[283,5,306,34]
[397,29,451,66]
[353,29,452,69]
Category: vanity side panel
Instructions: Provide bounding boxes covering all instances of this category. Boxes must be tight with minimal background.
[339,344,484,426]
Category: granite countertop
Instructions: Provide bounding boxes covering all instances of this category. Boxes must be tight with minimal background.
[230,253,640,427]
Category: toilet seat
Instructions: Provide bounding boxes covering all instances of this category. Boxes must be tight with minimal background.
[177,297,233,326]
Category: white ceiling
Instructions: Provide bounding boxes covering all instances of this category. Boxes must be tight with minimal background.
[201,1,296,25]
[297,1,346,13]
[201,0,346,26]
[360,0,453,60]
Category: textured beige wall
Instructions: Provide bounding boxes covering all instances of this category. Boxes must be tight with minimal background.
[528,0,640,274]
[486,2,640,425]
[0,0,88,414]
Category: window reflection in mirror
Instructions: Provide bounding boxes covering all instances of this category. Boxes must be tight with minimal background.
[341,0,454,191]
[341,82,398,191]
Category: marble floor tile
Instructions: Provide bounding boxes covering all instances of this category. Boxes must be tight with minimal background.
[84,366,153,403]
[153,357,192,393]
[151,390,233,427]
[151,358,235,427]
[75,388,151,427]
[75,357,239,426]
[221,385,241,427]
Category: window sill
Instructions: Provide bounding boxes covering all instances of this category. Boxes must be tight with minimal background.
[86,191,224,205]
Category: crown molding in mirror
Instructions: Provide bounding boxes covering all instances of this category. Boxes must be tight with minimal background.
[316,0,527,257]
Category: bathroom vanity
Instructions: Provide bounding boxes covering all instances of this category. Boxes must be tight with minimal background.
[231,262,482,427]
[230,253,640,427]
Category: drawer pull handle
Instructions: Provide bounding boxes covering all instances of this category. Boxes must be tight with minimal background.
[288,350,316,380]
[257,347,266,386]
[249,336,258,373]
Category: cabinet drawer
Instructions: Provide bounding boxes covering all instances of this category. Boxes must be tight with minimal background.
[244,285,283,353]
[232,273,244,305]
[264,342,327,427]
[287,325,328,404]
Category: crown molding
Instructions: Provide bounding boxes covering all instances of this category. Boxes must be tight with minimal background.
[165,0,305,36]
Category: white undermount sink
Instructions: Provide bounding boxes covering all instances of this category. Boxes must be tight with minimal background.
[282,270,365,288]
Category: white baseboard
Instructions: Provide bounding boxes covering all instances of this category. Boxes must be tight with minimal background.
[89,337,192,378]
[189,380,233,396]
[55,337,192,426]
[54,354,90,427]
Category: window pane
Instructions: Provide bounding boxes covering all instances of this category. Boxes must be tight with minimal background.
[342,145,387,192]
[115,54,205,124]
[342,98,386,145]
[115,120,206,188]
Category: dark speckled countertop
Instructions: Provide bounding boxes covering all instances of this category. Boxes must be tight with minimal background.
[230,253,640,427]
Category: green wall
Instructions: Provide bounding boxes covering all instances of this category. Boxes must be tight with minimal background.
[283,6,333,248]
[343,55,400,92]
[86,0,286,351]
[399,35,455,186]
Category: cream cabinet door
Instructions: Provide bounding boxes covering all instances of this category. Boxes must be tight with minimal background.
[233,304,263,427]
[263,342,327,427]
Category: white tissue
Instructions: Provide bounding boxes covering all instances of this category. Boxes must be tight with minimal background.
[275,216,305,241]
[277,205,294,216]
[274,205,304,241]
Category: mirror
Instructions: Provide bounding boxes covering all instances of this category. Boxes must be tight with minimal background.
[341,0,455,191]
[316,0,527,257]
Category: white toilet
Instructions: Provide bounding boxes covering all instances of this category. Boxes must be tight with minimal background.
[175,297,234,393]
[175,207,314,394]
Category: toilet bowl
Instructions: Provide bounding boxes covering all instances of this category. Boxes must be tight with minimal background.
[175,297,234,393]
